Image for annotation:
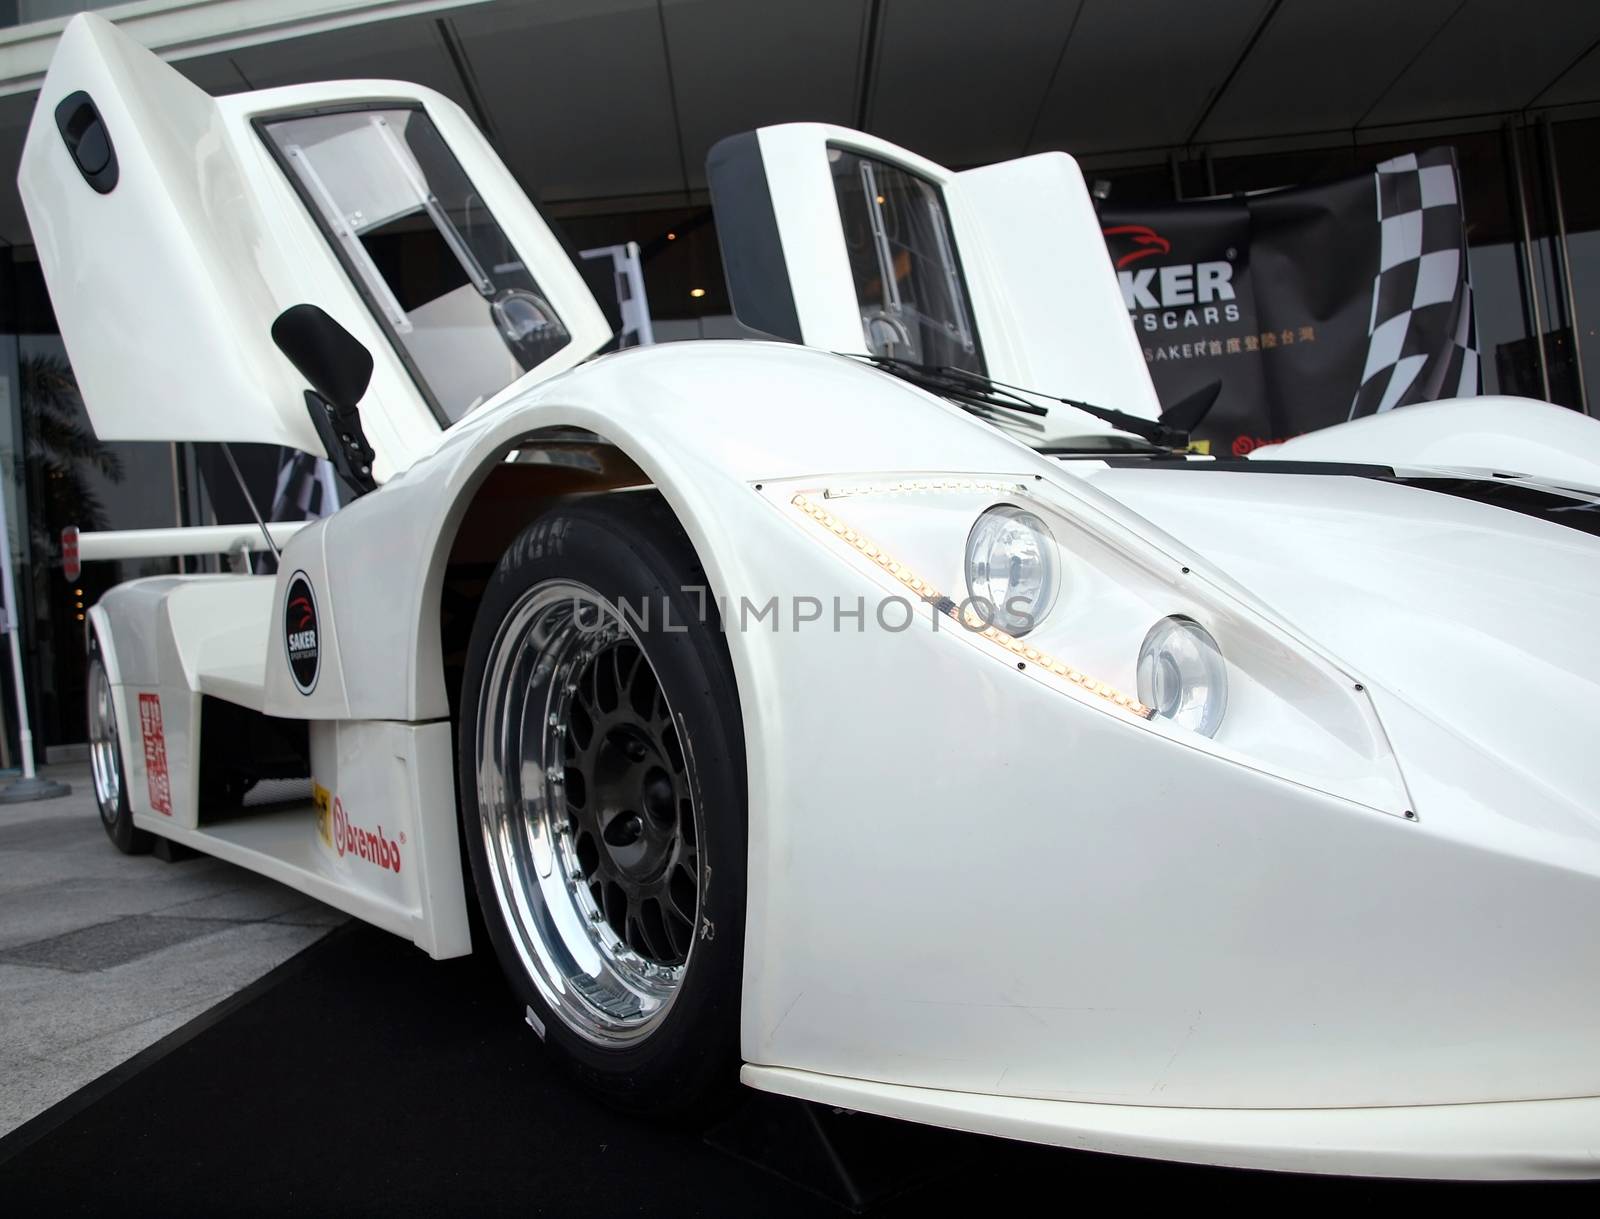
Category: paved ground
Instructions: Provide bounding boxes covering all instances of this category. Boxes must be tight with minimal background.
[0,764,344,1136]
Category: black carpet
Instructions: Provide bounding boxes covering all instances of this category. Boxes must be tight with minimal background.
[0,923,1587,1215]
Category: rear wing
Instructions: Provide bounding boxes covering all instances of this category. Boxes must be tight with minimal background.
[77,522,308,571]
[707,123,1159,425]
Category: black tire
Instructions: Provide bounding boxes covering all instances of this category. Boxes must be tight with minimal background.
[87,633,153,856]
[457,494,746,1114]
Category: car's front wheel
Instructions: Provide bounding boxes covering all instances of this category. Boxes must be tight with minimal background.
[457,495,746,1113]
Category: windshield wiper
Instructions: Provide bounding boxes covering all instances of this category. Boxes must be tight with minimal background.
[1037,435,1171,456]
[933,364,1192,448]
[847,353,1196,449]
[850,354,1049,418]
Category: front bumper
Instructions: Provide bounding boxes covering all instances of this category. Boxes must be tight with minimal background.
[745,1065,1600,1180]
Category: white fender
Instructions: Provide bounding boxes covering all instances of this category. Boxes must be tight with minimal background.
[1253,395,1600,487]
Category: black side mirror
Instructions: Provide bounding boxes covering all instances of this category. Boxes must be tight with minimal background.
[271,304,378,496]
[271,303,373,411]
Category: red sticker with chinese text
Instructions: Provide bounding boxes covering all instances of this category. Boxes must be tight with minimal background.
[138,692,172,816]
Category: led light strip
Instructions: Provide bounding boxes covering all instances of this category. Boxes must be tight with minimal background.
[791,493,1153,720]
[820,478,1026,500]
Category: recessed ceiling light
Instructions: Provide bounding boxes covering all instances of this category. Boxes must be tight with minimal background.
[689,287,706,298]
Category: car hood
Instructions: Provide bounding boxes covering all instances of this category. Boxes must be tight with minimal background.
[1083,463,1600,828]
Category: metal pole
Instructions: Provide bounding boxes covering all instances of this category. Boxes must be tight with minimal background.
[0,478,68,800]
[169,441,186,574]
[0,485,34,777]
[1505,119,1551,403]
[1540,115,1590,415]
[220,442,280,559]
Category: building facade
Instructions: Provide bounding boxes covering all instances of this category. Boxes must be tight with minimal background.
[1,0,1598,754]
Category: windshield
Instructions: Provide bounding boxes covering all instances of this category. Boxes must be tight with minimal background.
[829,146,983,375]
[263,105,571,425]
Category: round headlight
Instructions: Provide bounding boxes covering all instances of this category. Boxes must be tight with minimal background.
[1136,616,1227,737]
[964,505,1059,635]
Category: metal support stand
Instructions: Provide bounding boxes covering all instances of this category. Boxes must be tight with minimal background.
[579,242,655,348]
[0,483,68,803]
[704,1089,969,1213]
[1505,118,1552,404]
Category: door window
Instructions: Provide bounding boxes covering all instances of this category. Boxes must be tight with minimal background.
[828,146,984,374]
[262,106,571,423]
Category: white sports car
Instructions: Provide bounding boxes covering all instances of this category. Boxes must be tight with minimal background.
[22,14,1600,1180]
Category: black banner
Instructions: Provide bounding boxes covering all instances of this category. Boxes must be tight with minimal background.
[1101,148,1479,456]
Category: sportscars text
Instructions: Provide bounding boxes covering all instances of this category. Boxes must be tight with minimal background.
[1119,260,1241,331]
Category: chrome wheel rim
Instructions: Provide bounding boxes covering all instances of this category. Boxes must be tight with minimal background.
[87,658,121,824]
[475,580,701,1046]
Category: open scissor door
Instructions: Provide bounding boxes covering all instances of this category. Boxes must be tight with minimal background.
[21,14,611,478]
[708,122,1160,427]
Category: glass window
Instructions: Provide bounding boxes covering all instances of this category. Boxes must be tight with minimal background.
[262,106,570,424]
[555,205,729,328]
[1551,117,1600,414]
[828,146,984,374]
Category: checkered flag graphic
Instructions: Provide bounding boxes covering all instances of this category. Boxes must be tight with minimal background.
[1349,148,1480,418]
[270,449,341,521]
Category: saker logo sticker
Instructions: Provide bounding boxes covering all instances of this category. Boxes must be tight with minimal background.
[284,570,320,695]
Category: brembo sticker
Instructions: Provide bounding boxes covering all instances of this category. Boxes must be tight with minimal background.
[331,796,401,874]
[137,692,171,816]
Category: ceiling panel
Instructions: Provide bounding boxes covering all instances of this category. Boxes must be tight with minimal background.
[6,0,1600,249]
[452,0,681,203]
[229,13,466,101]
[663,0,865,190]
[1531,32,1600,108]
[867,0,1081,167]
[1195,0,1458,142]
[1030,0,1271,156]
[1363,0,1600,126]
[174,53,251,96]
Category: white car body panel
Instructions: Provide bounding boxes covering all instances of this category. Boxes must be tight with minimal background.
[25,13,1600,1180]
[197,340,1600,1115]
[1252,394,1600,488]
[743,1066,1600,1180]
[1083,463,1600,845]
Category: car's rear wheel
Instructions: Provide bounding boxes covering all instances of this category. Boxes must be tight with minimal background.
[458,495,745,1112]
[88,636,152,855]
